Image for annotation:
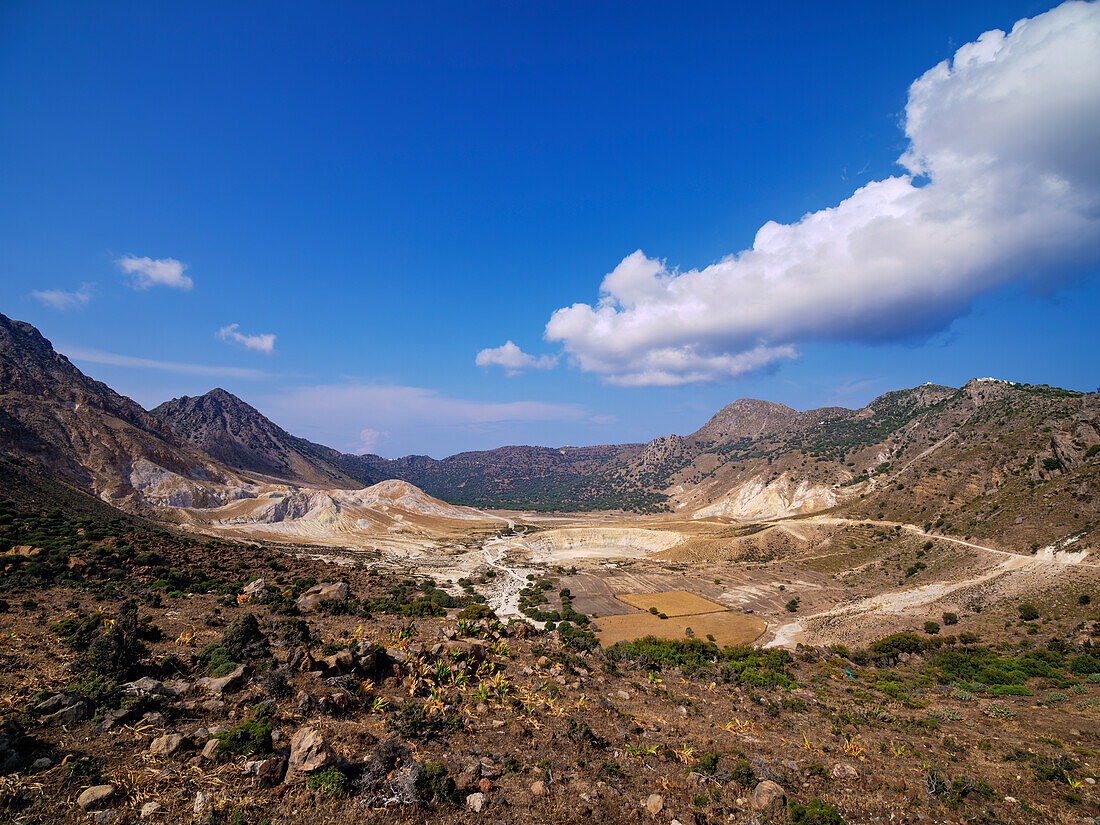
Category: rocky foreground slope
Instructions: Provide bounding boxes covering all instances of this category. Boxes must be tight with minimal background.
[0,487,1097,824]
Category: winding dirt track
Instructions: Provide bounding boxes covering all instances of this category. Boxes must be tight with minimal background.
[480,521,536,619]
[764,517,1095,648]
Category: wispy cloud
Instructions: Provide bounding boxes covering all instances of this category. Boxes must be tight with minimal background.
[263,382,586,454]
[217,323,277,355]
[115,255,193,290]
[63,346,274,380]
[30,283,95,310]
[544,2,1100,385]
[357,428,384,453]
[475,340,558,377]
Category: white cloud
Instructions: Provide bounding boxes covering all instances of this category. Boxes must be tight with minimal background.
[30,283,95,310]
[357,429,384,453]
[217,323,277,355]
[545,1,1100,386]
[475,340,559,376]
[116,255,193,290]
[63,346,274,380]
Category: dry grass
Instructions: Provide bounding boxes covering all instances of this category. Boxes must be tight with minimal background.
[593,610,766,646]
[615,590,726,617]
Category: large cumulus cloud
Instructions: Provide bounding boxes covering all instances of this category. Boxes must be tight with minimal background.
[544,1,1100,386]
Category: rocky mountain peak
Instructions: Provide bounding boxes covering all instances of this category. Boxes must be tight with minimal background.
[689,398,797,443]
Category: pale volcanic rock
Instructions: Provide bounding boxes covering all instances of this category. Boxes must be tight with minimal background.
[692,473,837,521]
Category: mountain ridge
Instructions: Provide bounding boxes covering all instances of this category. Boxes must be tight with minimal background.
[0,313,251,510]
[3,314,1099,552]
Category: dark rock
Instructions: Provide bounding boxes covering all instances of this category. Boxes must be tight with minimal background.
[286,645,315,673]
[35,693,90,725]
[256,754,288,786]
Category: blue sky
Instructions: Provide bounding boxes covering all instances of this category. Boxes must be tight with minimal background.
[2,1,1098,458]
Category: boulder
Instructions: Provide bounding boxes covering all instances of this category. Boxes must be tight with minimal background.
[321,649,354,674]
[285,727,335,783]
[256,754,288,786]
[466,792,487,812]
[123,677,171,697]
[0,751,23,775]
[164,680,193,696]
[286,646,315,672]
[242,578,266,596]
[36,693,90,725]
[149,734,184,757]
[197,665,247,696]
[140,802,162,819]
[77,785,116,810]
[750,780,786,816]
[296,582,350,611]
[530,779,546,797]
[0,719,29,775]
[97,708,137,732]
[831,762,860,780]
[646,793,664,815]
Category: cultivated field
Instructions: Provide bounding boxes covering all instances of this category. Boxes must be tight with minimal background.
[592,610,766,646]
[615,590,727,617]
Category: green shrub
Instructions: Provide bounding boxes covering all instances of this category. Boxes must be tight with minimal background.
[869,632,927,661]
[598,761,625,779]
[214,704,274,757]
[78,600,147,680]
[1068,654,1100,675]
[789,798,847,825]
[942,612,958,625]
[931,646,1062,687]
[718,758,751,788]
[415,761,455,803]
[402,599,446,617]
[609,637,794,688]
[1018,603,1040,621]
[220,613,270,663]
[390,703,461,742]
[198,644,240,677]
[924,621,940,635]
[695,752,720,774]
[307,766,348,797]
[989,685,1032,696]
[457,603,494,622]
[52,613,105,650]
[66,674,121,708]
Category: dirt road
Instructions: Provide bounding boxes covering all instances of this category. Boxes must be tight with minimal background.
[764,516,1093,648]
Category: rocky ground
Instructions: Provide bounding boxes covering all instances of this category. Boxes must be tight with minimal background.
[1,502,1099,825]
